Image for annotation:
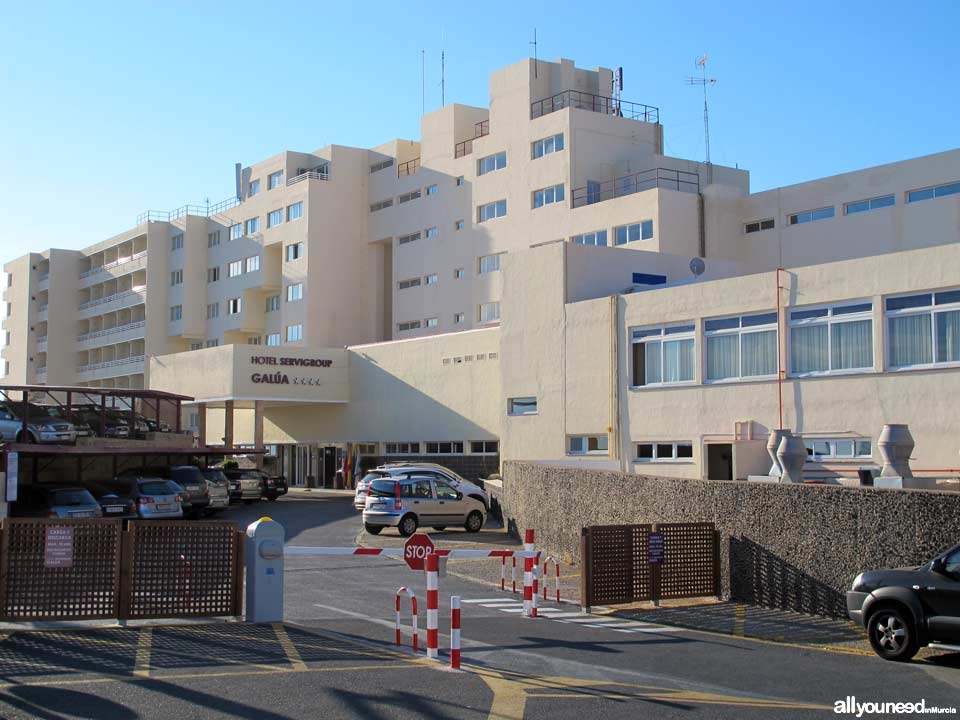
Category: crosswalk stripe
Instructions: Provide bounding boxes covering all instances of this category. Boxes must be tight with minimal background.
[462,598,513,604]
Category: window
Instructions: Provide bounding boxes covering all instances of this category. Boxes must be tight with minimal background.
[471,440,498,454]
[572,230,607,246]
[245,255,260,273]
[171,234,184,251]
[370,198,393,213]
[845,195,894,215]
[267,209,283,228]
[265,295,280,312]
[631,324,696,387]
[454,268,465,279]
[455,220,465,231]
[425,317,438,328]
[189,343,202,351]
[804,438,872,461]
[286,283,303,302]
[508,397,537,415]
[385,442,420,455]
[886,289,960,369]
[705,311,778,381]
[744,218,775,234]
[478,254,501,274]
[479,301,500,324]
[248,335,261,345]
[455,176,465,186]
[397,320,421,332]
[453,312,465,324]
[267,333,281,346]
[398,189,422,205]
[907,181,960,203]
[267,171,284,190]
[370,158,394,173]
[208,231,221,247]
[287,202,303,221]
[425,441,463,454]
[533,184,564,208]
[789,207,834,225]
[170,269,183,286]
[169,305,182,321]
[477,151,506,175]
[532,133,564,159]
[205,339,220,348]
[425,274,438,285]
[398,278,421,290]
[426,184,438,196]
[614,221,653,245]
[228,298,242,315]
[789,301,873,375]
[228,260,243,277]
[229,224,242,241]
[206,302,219,319]
[477,199,507,223]
[286,324,303,342]
[636,442,694,462]
[585,180,602,205]
[248,178,260,197]
[286,242,303,261]
[356,443,378,455]
[425,227,439,239]
[398,231,421,245]
[245,217,260,234]
[568,435,609,455]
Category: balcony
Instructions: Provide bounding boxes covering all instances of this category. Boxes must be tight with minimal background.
[37,304,48,321]
[35,366,47,379]
[454,120,490,159]
[531,90,659,124]
[397,158,420,177]
[80,249,147,280]
[36,335,48,352]
[76,355,145,376]
[287,165,330,186]
[37,273,50,290]
[571,168,699,209]
[77,320,146,347]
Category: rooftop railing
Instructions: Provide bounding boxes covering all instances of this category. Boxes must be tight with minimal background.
[531,90,659,124]
[397,158,420,177]
[571,168,699,208]
[454,119,490,159]
[136,195,239,226]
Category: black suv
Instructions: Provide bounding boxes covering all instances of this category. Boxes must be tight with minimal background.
[847,542,960,660]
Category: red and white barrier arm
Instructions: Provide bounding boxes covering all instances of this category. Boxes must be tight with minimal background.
[395,586,418,652]
[285,547,541,558]
[450,595,461,670]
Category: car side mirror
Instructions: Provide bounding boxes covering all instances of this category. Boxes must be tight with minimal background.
[931,557,946,574]
[456,491,463,500]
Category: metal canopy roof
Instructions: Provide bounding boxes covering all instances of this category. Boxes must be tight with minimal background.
[0,444,264,457]
[0,384,193,402]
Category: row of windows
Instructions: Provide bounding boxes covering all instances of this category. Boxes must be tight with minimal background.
[247,170,285,198]
[533,184,564,208]
[396,303,500,333]
[382,440,499,455]
[227,202,303,240]
[370,183,441,214]
[571,220,654,247]
[225,256,260,278]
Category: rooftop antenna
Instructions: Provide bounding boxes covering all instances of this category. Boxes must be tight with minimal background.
[530,28,538,78]
[686,53,717,164]
[612,67,624,117]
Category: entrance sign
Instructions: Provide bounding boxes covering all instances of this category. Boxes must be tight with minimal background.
[6,451,18,502]
[404,534,436,571]
[648,531,665,565]
[44,526,74,569]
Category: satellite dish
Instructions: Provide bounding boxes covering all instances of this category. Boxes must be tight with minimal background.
[690,257,706,277]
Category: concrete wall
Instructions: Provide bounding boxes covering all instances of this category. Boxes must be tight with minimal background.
[501,461,960,616]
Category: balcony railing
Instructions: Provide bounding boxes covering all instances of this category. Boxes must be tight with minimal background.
[38,272,50,283]
[76,355,145,374]
[571,168,699,208]
[78,320,146,342]
[287,168,330,186]
[397,158,420,177]
[531,90,659,124]
[454,119,490,159]
[38,304,48,314]
[80,249,148,279]
[35,366,47,376]
[78,287,147,311]
[137,195,239,226]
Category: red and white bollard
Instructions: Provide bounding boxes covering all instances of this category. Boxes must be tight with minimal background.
[426,552,439,659]
[543,555,561,603]
[450,595,461,670]
[395,586,418,652]
[512,557,517,594]
[531,564,539,618]
[522,529,535,617]
[500,557,506,592]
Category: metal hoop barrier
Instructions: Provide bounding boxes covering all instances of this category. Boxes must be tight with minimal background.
[542,555,561,603]
[450,596,461,670]
[426,553,439,659]
[395,586,418,652]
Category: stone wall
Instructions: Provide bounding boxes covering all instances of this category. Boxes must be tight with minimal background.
[501,461,960,617]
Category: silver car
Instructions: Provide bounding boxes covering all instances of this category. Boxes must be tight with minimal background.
[136,479,184,519]
[14,486,103,519]
[201,469,231,513]
[354,463,490,511]
[0,404,77,444]
[362,474,486,536]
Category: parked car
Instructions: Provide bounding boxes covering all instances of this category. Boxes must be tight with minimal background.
[103,476,184,519]
[362,474,486,537]
[116,466,210,517]
[354,463,490,512]
[222,469,265,504]
[200,468,231,514]
[71,407,130,438]
[12,485,103,518]
[249,469,288,501]
[85,482,138,519]
[29,404,93,438]
[141,415,171,433]
[0,403,78,444]
[847,542,960,661]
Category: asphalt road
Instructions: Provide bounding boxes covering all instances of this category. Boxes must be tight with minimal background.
[0,492,957,719]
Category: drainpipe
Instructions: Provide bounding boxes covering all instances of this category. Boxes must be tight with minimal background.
[776,267,786,430]
[609,295,622,471]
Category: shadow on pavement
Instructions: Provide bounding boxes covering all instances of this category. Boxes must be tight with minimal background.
[2,686,138,720]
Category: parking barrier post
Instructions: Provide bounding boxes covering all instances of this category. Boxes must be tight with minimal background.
[426,552,439,659]
[245,518,285,623]
[395,586,418,652]
[531,565,539,618]
[522,529,535,617]
[512,557,517,594]
[450,595,461,670]
[543,556,561,603]
[500,557,506,592]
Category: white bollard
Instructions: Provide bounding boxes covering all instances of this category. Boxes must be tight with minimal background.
[245,517,285,623]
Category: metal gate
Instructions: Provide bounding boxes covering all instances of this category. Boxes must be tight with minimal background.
[0,519,244,621]
[580,522,720,608]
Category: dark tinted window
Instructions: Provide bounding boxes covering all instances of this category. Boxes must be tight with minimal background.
[369,479,397,497]
[139,481,173,496]
[50,489,95,506]
[202,470,227,483]
[171,467,203,484]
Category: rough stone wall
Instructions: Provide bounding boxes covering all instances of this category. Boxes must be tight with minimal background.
[501,461,960,617]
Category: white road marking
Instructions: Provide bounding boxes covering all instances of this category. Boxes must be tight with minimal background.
[587,624,686,633]
[461,598,517,604]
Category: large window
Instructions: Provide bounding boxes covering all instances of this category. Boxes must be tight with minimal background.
[845,195,894,215]
[266,333,281,346]
[789,301,873,376]
[636,442,693,462]
[169,305,182,321]
[208,231,221,247]
[479,301,500,324]
[507,397,537,416]
[478,254,501,274]
[286,242,302,261]
[286,283,303,302]
[572,230,607,246]
[207,267,219,283]
[287,202,303,221]
[170,269,183,286]
[804,438,872,461]
[228,297,242,315]
[229,224,242,241]
[631,324,696,387]
[265,295,280,312]
[886,289,960,369]
[398,277,421,290]
[286,324,303,342]
[206,303,219,319]
[614,221,653,245]
[568,435,608,455]
[471,440,498,454]
[705,311,778,382]
[425,441,464,454]
[907,181,960,204]
[245,217,260,234]
[171,234,184,251]
[267,209,283,228]
[478,199,507,223]
[228,260,243,277]
[533,184,564,208]
[370,158,393,173]
[370,198,393,213]
[532,133,563,159]
[267,171,284,190]
[245,255,260,273]
[385,442,420,455]
[248,179,260,197]
[477,151,506,176]
[789,207,834,225]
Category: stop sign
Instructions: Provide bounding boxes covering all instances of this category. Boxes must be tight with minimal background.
[404,534,436,571]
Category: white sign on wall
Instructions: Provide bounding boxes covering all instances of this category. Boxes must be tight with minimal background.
[6,451,18,502]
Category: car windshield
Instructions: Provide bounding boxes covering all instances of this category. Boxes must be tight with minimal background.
[171,467,203,484]
[50,489,94,506]
[202,470,227,483]
[369,479,398,498]
[360,472,388,485]
[139,480,173,496]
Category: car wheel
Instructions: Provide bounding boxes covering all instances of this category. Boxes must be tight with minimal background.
[867,606,919,661]
[398,514,418,537]
[432,527,447,531]
[364,524,383,535]
[464,511,484,533]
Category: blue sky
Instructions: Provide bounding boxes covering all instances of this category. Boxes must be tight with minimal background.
[0,0,957,256]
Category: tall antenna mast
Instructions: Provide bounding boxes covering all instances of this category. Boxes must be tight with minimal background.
[530,28,538,78]
[686,53,717,164]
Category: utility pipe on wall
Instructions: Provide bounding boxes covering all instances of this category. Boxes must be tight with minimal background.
[776,267,786,431]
